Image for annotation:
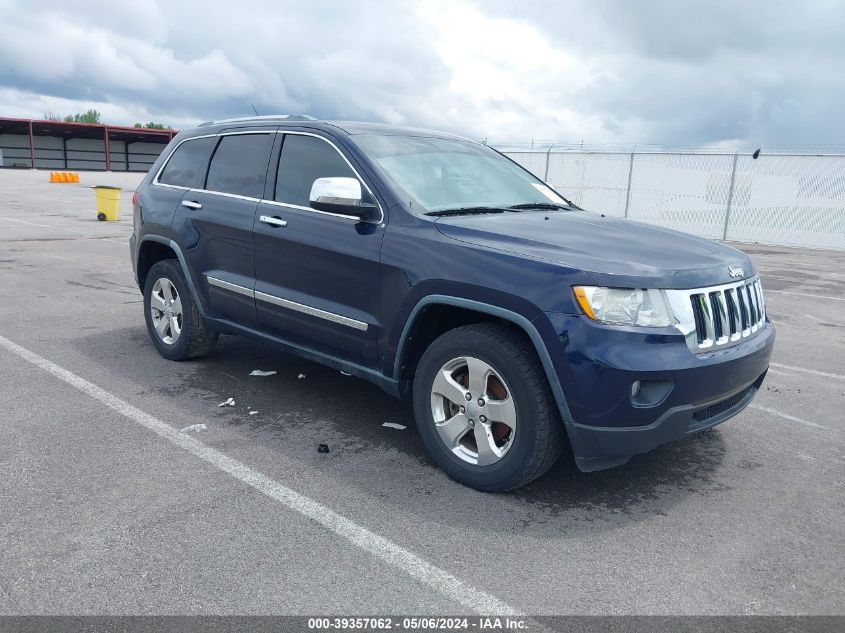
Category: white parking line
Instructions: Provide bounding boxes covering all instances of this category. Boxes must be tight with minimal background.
[770,362,845,381]
[749,403,829,430]
[766,368,790,377]
[0,334,518,616]
[802,313,829,324]
[0,216,128,245]
[0,215,82,234]
[765,289,845,302]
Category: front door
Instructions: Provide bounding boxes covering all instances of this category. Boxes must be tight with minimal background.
[253,132,385,367]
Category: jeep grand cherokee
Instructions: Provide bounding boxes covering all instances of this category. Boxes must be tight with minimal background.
[130,115,774,491]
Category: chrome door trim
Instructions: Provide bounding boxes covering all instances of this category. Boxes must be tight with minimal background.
[261,199,362,222]
[205,275,368,331]
[206,276,254,298]
[188,188,262,203]
[259,215,288,227]
[154,182,190,191]
[255,291,369,331]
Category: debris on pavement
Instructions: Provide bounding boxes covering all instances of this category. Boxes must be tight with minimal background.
[180,423,207,433]
[217,397,236,407]
[339,370,352,376]
[297,373,306,379]
[382,422,407,430]
[317,443,330,453]
[249,369,277,377]
[249,411,258,415]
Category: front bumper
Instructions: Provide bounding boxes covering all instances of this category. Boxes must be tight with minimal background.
[540,312,775,471]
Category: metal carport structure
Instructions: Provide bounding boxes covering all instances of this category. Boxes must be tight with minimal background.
[0,117,176,171]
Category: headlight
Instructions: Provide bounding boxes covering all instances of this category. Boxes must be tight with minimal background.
[573,286,673,327]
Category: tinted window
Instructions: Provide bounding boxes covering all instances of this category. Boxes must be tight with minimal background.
[275,135,357,207]
[205,133,274,198]
[158,137,216,188]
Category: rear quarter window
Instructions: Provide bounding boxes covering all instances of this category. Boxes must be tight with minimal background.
[157,136,216,188]
[205,133,275,198]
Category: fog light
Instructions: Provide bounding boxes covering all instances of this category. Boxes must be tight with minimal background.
[630,379,674,407]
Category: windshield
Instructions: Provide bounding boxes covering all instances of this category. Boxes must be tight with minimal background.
[352,134,570,214]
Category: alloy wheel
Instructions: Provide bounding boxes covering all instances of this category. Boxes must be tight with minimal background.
[150,277,183,345]
[430,356,517,466]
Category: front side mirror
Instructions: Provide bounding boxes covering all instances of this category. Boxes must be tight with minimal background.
[309,177,378,221]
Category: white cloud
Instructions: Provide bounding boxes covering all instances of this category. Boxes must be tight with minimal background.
[0,0,841,147]
[0,88,199,129]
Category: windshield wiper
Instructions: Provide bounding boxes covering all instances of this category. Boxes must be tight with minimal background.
[507,202,571,211]
[424,207,507,217]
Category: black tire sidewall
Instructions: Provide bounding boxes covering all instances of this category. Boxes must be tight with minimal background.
[143,260,196,361]
[413,330,545,491]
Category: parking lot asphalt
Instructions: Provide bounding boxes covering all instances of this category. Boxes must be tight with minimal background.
[0,169,843,616]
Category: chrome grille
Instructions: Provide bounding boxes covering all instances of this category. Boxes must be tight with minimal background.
[665,277,767,352]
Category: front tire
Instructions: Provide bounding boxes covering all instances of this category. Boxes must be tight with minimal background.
[143,259,218,361]
[412,323,564,492]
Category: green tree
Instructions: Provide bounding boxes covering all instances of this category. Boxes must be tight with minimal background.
[63,109,102,124]
[133,122,169,129]
[43,112,63,121]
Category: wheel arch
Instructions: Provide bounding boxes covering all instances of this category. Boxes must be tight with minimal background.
[138,235,206,315]
[394,295,574,426]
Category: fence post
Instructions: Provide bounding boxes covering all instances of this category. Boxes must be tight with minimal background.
[28,120,35,169]
[623,150,635,218]
[103,126,111,172]
[723,153,739,240]
[543,144,554,182]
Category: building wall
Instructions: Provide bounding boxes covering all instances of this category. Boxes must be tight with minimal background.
[0,133,168,171]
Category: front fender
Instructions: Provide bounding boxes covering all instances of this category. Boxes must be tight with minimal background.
[391,294,575,428]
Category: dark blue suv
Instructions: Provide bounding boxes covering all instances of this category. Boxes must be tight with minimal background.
[130,115,775,491]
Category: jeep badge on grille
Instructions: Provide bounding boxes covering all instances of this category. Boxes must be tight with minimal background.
[728,266,745,278]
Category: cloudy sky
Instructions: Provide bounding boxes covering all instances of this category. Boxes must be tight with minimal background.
[1,0,842,148]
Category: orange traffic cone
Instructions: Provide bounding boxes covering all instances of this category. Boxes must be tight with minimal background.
[58,172,68,183]
[70,172,80,183]
[50,171,59,183]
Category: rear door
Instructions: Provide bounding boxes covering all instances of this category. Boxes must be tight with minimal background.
[253,132,385,366]
[149,135,217,232]
[173,130,275,328]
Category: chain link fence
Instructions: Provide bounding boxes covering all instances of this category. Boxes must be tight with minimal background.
[501,149,845,251]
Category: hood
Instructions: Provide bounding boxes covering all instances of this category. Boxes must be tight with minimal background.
[434,210,756,289]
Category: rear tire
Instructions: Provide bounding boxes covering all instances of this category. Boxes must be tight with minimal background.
[412,323,563,492]
[143,259,218,361]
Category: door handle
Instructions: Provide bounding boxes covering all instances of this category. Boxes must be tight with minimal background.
[181,200,202,210]
[259,215,288,228]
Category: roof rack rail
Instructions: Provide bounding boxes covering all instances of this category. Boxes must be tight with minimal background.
[198,114,317,127]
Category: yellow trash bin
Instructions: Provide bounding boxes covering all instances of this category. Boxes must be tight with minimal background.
[93,186,122,222]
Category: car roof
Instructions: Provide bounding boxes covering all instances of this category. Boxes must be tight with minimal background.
[323,121,471,141]
[189,116,473,142]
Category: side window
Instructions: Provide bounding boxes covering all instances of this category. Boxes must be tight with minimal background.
[275,134,358,207]
[205,133,274,198]
[157,136,216,188]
